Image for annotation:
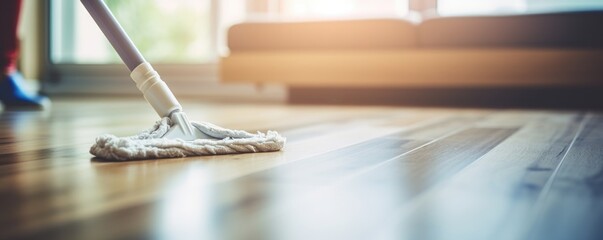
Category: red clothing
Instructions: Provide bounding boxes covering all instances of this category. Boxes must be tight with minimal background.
[1,0,23,74]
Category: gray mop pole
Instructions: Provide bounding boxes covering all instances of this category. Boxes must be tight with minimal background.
[80,0,211,141]
[81,0,186,120]
[80,0,145,71]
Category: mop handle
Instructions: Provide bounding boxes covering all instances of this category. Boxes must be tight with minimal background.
[80,0,144,71]
[81,0,183,117]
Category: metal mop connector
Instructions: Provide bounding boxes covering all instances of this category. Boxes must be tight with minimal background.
[130,62,212,141]
[163,110,213,140]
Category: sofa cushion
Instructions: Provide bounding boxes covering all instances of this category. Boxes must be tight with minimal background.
[419,10,603,48]
[228,19,417,51]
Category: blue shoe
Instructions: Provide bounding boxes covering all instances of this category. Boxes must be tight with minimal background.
[0,72,51,110]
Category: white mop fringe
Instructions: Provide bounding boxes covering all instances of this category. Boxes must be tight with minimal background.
[90,118,286,161]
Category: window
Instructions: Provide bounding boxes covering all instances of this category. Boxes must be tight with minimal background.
[51,0,409,65]
[51,0,214,64]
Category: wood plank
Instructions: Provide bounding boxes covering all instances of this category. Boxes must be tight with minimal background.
[235,109,526,239]
[250,127,517,240]
[526,113,603,240]
[371,111,585,240]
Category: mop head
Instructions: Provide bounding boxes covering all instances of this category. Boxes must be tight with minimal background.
[90,117,286,161]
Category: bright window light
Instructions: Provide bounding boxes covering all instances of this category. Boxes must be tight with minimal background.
[258,0,410,20]
[51,0,212,64]
[51,0,411,64]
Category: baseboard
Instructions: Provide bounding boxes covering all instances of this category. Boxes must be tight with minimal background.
[289,87,603,109]
[43,74,287,103]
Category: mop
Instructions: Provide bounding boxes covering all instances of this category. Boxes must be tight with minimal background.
[82,0,285,161]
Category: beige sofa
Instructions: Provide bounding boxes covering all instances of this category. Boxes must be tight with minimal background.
[221,10,603,106]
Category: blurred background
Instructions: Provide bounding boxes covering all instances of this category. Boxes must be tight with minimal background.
[17,0,603,107]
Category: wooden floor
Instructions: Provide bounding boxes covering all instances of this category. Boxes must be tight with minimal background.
[0,97,601,240]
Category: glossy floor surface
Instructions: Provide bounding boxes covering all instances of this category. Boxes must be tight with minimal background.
[0,97,601,240]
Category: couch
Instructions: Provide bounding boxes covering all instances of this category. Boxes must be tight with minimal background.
[221,10,603,107]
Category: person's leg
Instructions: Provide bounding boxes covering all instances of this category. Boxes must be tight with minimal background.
[1,0,22,74]
[1,0,50,109]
